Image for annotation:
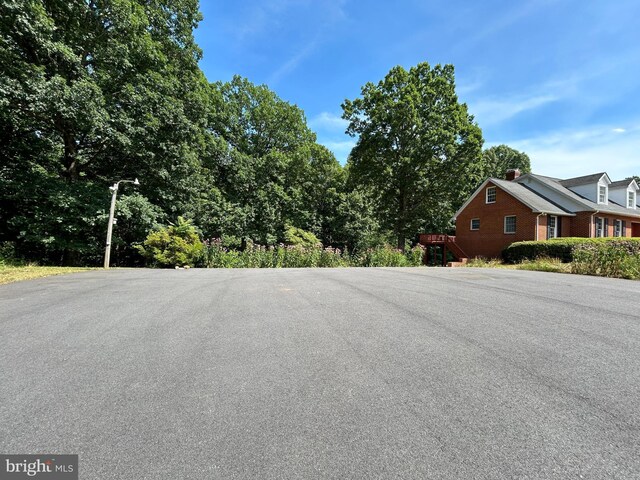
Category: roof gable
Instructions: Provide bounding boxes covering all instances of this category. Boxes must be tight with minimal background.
[516,173,640,218]
[453,178,573,220]
[609,179,639,190]
[560,172,611,187]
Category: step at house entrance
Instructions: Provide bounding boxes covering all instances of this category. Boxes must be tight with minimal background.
[418,234,468,266]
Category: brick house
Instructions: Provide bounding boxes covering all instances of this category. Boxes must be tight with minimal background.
[451,170,640,259]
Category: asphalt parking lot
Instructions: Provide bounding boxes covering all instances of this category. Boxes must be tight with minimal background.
[1,267,639,479]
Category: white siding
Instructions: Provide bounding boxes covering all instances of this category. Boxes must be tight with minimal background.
[610,184,638,210]
[518,176,587,211]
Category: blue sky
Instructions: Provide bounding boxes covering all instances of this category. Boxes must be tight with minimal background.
[195,0,640,179]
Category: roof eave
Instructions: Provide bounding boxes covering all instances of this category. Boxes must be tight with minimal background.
[523,174,597,211]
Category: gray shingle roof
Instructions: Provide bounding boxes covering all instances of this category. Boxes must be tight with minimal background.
[559,172,607,187]
[490,178,573,216]
[609,179,635,188]
[522,174,640,219]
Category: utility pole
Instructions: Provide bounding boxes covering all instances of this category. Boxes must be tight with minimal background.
[104,178,139,268]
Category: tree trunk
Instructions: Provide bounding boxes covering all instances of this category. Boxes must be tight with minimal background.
[62,248,80,266]
[64,131,79,181]
[396,188,406,251]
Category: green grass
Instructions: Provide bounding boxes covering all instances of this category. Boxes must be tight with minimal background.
[515,257,571,273]
[465,257,571,274]
[465,258,515,269]
[0,264,95,285]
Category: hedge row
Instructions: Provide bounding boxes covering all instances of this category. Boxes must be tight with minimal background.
[502,237,640,264]
[572,241,640,279]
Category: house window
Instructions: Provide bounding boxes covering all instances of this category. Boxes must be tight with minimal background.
[598,185,607,204]
[504,215,516,234]
[486,186,496,204]
[547,215,557,239]
[470,218,480,230]
[629,191,636,208]
[614,219,622,237]
[595,217,605,237]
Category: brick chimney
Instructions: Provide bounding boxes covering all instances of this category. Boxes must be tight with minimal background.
[505,169,521,181]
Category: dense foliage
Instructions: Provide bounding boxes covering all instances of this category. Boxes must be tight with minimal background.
[0,0,210,265]
[571,240,640,279]
[199,239,425,269]
[2,2,526,268]
[136,217,203,267]
[342,62,485,249]
[481,145,531,179]
[503,237,640,265]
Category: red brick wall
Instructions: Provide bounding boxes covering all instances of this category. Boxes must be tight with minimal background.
[455,181,541,258]
[537,215,547,243]
[571,212,593,237]
[455,182,640,258]
[591,214,638,238]
[568,213,640,238]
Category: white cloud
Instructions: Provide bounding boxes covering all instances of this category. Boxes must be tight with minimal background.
[450,0,560,54]
[309,112,349,131]
[456,78,484,97]
[468,94,558,126]
[232,0,347,43]
[234,0,305,42]
[500,124,640,179]
[268,40,318,86]
[318,139,356,164]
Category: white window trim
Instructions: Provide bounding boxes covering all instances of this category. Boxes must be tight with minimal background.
[486,186,496,204]
[547,215,558,239]
[598,185,608,205]
[470,218,480,231]
[628,191,636,208]
[504,215,516,234]
[595,217,604,238]
[614,219,622,237]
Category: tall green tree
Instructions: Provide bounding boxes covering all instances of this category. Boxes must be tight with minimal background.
[482,144,531,180]
[0,0,213,264]
[208,76,346,246]
[342,62,484,249]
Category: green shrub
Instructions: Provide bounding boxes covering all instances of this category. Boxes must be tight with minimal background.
[517,257,570,273]
[0,242,21,267]
[351,244,425,267]
[199,240,423,268]
[502,237,640,264]
[466,258,507,268]
[572,240,640,279]
[283,225,321,248]
[136,217,204,267]
[405,245,426,266]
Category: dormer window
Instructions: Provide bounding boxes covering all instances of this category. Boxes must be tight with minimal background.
[486,186,496,204]
[598,185,607,204]
[629,191,636,208]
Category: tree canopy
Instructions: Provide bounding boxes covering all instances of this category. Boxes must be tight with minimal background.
[0,0,212,264]
[0,1,359,265]
[0,2,531,266]
[482,144,531,180]
[342,62,485,249]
